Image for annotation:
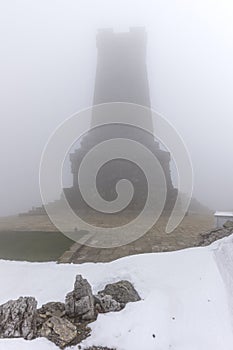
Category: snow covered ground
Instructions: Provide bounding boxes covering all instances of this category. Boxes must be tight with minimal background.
[0,235,233,350]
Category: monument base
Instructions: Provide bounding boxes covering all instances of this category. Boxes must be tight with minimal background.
[63,125,178,215]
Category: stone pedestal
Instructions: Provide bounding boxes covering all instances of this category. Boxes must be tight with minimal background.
[64,125,177,214]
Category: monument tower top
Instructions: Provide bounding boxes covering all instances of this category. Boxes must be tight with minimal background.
[93,27,151,112]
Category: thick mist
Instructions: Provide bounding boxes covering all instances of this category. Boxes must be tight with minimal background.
[0,0,233,216]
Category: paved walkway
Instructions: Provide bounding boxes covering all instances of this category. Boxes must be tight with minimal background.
[58,214,214,263]
[0,213,215,264]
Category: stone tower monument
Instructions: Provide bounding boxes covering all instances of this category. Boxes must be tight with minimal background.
[64,27,177,212]
[92,27,152,127]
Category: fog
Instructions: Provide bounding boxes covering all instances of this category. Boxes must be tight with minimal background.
[0,0,233,217]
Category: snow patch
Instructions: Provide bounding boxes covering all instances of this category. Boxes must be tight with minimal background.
[0,238,232,349]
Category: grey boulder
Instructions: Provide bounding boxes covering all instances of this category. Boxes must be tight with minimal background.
[40,316,77,348]
[65,275,95,321]
[94,292,121,313]
[0,296,37,340]
[37,301,66,329]
[98,280,141,308]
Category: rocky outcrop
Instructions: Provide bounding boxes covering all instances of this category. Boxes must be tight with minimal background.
[94,293,121,313]
[0,297,37,340]
[0,276,141,348]
[37,302,66,329]
[98,280,141,309]
[40,316,77,348]
[65,275,95,321]
[36,300,91,347]
[198,226,233,246]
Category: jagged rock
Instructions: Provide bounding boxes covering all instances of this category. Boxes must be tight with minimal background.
[198,226,233,246]
[0,296,37,340]
[37,302,66,328]
[0,277,140,348]
[94,293,121,313]
[40,316,77,348]
[223,220,233,229]
[38,302,65,318]
[65,275,95,321]
[98,280,141,308]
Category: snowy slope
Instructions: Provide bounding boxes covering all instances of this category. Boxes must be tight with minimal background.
[0,237,233,350]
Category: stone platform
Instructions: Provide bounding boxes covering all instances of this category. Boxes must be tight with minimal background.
[0,213,217,264]
[58,214,214,264]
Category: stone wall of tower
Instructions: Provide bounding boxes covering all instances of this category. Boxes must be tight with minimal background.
[64,28,177,212]
[92,27,153,133]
